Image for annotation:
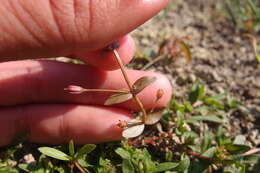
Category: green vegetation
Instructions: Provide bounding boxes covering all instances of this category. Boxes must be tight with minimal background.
[224,0,260,32]
[1,83,259,173]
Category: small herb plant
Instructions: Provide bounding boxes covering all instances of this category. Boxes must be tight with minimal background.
[37,140,95,173]
[65,42,165,138]
[1,83,259,172]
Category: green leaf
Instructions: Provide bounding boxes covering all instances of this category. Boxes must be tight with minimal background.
[76,144,96,159]
[184,103,193,112]
[176,110,185,127]
[210,92,227,101]
[122,159,135,173]
[204,97,224,109]
[97,158,117,173]
[227,97,241,109]
[176,154,190,172]
[203,92,227,110]
[0,167,19,173]
[189,160,211,173]
[242,154,260,164]
[69,140,75,156]
[17,164,30,172]
[223,163,246,173]
[189,83,205,104]
[38,147,71,161]
[143,149,156,173]
[187,115,223,124]
[77,159,91,168]
[183,131,198,144]
[202,147,216,158]
[216,127,232,146]
[165,151,173,162]
[115,148,131,160]
[155,162,179,172]
[201,132,212,153]
[225,144,251,154]
[170,99,185,112]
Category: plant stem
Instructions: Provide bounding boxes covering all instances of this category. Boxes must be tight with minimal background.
[74,161,87,173]
[113,50,147,122]
[187,151,211,160]
[112,50,133,91]
[83,89,129,93]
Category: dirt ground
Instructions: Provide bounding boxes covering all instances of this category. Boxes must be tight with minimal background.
[131,0,260,147]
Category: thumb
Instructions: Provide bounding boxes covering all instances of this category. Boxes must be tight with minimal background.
[0,0,169,60]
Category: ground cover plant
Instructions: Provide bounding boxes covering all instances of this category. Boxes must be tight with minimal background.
[224,0,260,64]
[1,0,260,172]
[224,0,260,33]
[0,82,259,172]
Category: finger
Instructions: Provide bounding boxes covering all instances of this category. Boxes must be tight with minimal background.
[0,0,169,60]
[0,104,133,146]
[71,35,136,71]
[0,60,172,110]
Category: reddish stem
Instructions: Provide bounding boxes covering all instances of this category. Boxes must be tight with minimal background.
[74,161,87,173]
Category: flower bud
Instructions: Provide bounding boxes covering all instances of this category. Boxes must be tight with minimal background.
[64,85,84,94]
[156,89,164,101]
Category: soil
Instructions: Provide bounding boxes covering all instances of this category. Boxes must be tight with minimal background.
[131,0,260,147]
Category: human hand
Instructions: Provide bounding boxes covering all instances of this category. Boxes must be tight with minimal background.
[0,0,171,146]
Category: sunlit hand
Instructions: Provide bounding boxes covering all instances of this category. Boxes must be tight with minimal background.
[0,0,171,146]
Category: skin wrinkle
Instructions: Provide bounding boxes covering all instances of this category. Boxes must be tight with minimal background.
[71,0,81,44]
[88,0,93,35]
[71,0,92,52]
[49,0,71,44]
[18,2,49,47]
[48,0,91,52]
[7,1,46,48]
[48,0,66,44]
[23,65,45,104]
[0,1,41,50]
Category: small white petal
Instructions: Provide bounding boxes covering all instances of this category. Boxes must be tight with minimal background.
[122,124,145,138]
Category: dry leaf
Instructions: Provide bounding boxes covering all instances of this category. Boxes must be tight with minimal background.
[145,109,164,125]
[104,93,133,105]
[122,119,145,138]
[132,76,157,94]
[179,40,192,63]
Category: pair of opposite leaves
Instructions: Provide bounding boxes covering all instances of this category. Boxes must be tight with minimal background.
[104,76,164,138]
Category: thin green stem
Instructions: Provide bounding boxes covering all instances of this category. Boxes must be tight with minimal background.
[83,89,129,94]
[113,50,147,123]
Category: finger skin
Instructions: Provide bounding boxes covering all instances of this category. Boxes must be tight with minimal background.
[0,0,169,59]
[71,35,135,70]
[0,60,172,110]
[0,104,133,146]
